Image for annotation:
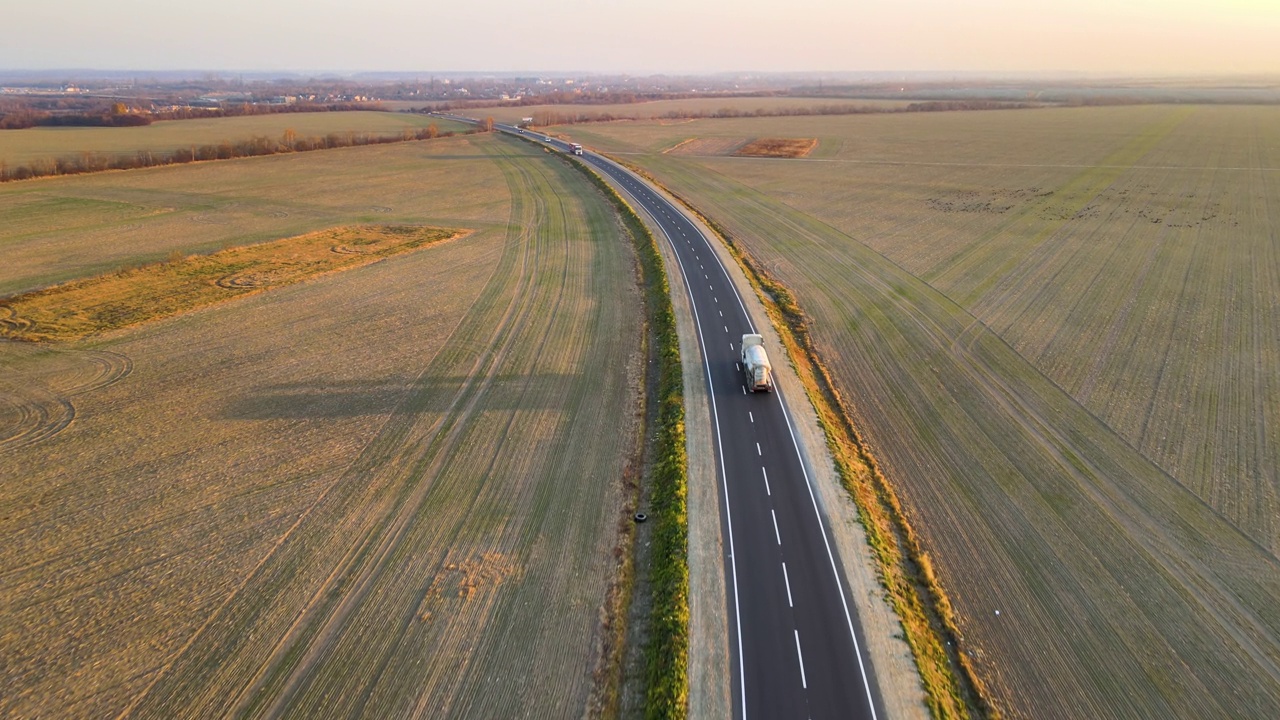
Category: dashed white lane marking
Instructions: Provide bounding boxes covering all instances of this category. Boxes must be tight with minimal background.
[742,386,746,394]
[725,325,729,333]
[795,631,808,689]
[762,467,771,495]
[749,411,754,423]
[714,296,719,303]
[719,310,723,317]
[756,442,762,456]
[736,362,741,371]
[782,562,793,607]
[771,509,781,544]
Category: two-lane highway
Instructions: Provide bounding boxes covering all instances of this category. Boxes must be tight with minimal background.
[490,122,882,719]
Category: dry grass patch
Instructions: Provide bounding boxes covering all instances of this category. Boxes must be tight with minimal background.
[735,137,818,158]
[0,224,462,342]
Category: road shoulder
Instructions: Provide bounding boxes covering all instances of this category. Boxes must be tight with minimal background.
[649,173,931,720]
[594,165,733,720]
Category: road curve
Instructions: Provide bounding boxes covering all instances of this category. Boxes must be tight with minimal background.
[487,121,885,720]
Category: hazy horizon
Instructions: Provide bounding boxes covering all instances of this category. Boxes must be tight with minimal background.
[6,0,1278,77]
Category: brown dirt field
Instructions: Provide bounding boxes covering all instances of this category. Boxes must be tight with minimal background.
[0,136,646,718]
[735,138,819,158]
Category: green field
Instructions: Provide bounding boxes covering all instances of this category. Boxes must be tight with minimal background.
[0,110,469,168]
[0,134,645,717]
[570,106,1280,718]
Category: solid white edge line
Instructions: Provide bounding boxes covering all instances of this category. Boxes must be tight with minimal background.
[604,162,751,720]
[782,562,793,607]
[774,385,880,719]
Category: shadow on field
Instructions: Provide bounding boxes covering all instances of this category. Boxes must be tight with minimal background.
[222,374,578,419]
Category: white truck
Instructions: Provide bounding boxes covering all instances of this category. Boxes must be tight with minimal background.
[740,334,774,393]
[570,143,583,156]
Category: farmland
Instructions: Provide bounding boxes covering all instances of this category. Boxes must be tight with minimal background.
[564,106,1280,717]
[0,134,645,717]
[462,96,910,126]
[0,110,468,168]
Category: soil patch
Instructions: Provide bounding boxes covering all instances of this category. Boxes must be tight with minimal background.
[735,138,819,158]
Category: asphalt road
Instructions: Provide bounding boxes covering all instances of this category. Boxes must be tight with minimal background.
[490,122,883,720]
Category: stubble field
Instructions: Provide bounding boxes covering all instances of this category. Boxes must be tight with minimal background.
[564,106,1280,718]
[0,134,644,717]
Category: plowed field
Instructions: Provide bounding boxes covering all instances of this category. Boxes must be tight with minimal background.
[0,134,644,718]
[569,106,1280,718]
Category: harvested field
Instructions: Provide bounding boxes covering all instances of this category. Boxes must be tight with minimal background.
[0,136,503,297]
[589,105,1280,718]
[0,225,461,342]
[0,134,645,718]
[0,111,468,168]
[734,138,818,158]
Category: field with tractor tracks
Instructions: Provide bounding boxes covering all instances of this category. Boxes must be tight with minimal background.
[564,105,1280,718]
[0,133,645,718]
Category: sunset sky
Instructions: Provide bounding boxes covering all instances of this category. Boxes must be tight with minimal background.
[5,0,1278,75]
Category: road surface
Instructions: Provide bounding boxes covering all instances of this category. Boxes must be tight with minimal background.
[491,122,884,720]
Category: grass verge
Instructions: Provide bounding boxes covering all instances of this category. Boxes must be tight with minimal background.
[556,153,689,718]
[613,159,991,719]
[0,224,462,342]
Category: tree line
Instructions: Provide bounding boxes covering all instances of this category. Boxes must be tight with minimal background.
[0,101,383,130]
[0,123,463,182]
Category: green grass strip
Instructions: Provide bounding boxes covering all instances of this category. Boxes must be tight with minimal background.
[560,154,689,718]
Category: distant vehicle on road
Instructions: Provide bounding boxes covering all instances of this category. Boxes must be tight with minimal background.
[571,143,583,156]
[741,334,774,392]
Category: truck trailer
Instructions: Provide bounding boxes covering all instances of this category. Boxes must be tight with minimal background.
[740,334,774,393]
